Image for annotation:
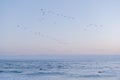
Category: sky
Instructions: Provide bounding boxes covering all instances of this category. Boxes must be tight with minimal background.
[0,0,120,56]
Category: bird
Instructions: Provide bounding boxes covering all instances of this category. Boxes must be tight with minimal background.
[17,25,20,27]
[100,25,103,27]
[40,8,45,16]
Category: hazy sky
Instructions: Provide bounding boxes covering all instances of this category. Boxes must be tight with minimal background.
[0,0,120,56]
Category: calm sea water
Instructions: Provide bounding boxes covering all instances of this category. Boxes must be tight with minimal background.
[0,56,120,80]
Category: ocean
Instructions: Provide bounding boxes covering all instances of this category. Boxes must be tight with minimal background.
[0,55,120,80]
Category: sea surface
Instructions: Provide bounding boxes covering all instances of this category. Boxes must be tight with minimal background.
[0,56,120,80]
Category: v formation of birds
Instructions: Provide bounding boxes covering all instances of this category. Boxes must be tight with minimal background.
[17,8,104,45]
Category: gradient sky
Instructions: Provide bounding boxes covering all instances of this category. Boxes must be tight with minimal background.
[0,0,120,56]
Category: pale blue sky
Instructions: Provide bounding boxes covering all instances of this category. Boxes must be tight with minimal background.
[0,0,120,56]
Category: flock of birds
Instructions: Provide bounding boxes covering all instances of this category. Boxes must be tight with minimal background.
[17,24,68,45]
[39,8,103,31]
[38,8,76,26]
[83,24,103,31]
[17,8,104,45]
[40,8,75,20]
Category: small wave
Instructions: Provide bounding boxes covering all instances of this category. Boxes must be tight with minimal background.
[69,74,115,78]
[0,70,3,73]
[0,70,22,73]
[26,71,65,76]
